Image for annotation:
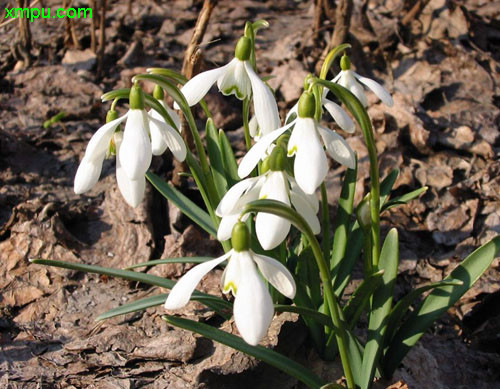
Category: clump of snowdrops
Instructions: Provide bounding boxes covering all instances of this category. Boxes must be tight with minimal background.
[32,21,500,389]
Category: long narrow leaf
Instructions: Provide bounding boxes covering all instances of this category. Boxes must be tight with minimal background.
[383,278,463,350]
[206,119,228,198]
[381,187,428,212]
[126,257,214,270]
[382,236,500,377]
[379,169,399,205]
[331,160,357,278]
[343,270,384,328]
[219,130,240,187]
[164,315,326,388]
[30,259,232,314]
[361,228,399,388]
[146,171,216,237]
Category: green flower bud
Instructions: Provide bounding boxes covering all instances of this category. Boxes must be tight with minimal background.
[269,145,287,171]
[153,85,164,100]
[235,37,252,61]
[340,54,351,71]
[231,222,251,252]
[357,193,371,232]
[276,134,290,149]
[129,82,145,110]
[303,73,315,91]
[106,109,119,123]
[260,156,270,174]
[298,92,316,118]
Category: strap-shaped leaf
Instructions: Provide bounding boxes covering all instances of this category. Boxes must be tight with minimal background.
[381,187,428,212]
[382,236,500,377]
[29,259,232,314]
[333,222,364,298]
[146,171,216,237]
[379,169,399,206]
[361,228,399,388]
[126,257,214,270]
[164,315,326,388]
[219,129,240,187]
[343,270,384,328]
[383,278,463,350]
[206,119,228,198]
[331,160,358,278]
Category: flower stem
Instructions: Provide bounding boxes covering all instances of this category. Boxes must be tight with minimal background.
[242,98,252,151]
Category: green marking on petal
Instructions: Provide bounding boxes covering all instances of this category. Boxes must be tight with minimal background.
[288,146,297,156]
[223,281,238,294]
[222,85,246,100]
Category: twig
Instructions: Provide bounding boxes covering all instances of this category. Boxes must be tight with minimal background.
[173,0,217,187]
[96,0,107,78]
[330,0,353,50]
[401,0,430,27]
[90,0,97,53]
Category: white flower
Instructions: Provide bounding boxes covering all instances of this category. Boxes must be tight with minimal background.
[148,101,187,161]
[332,68,393,108]
[74,109,151,207]
[164,247,296,346]
[176,37,280,137]
[237,96,355,195]
[215,169,320,250]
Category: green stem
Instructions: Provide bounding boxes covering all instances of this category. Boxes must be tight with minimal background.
[320,183,331,262]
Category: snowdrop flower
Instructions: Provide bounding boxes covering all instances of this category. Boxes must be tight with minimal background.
[148,86,186,161]
[238,92,355,195]
[165,222,296,346]
[177,36,280,137]
[332,54,393,108]
[74,84,185,207]
[216,146,320,250]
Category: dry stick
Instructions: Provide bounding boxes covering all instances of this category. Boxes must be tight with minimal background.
[401,0,430,27]
[16,0,32,68]
[313,0,324,42]
[172,0,217,187]
[96,0,107,78]
[329,0,353,51]
[90,0,97,53]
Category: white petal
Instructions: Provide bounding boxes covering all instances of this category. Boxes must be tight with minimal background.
[119,110,152,180]
[221,252,243,295]
[318,126,355,169]
[353,72,394,107]
[165,104,182,132]
[255,172,291,250]
[149,114,187,161]
[251,252,296,299]
[233,252,274,345]
[290,191,320,235]
[237,122,293,179]
[249,116,259,138]
[338,71,368,107]
[164,252,231,310]
[74,156,104,194]
[84,113,128,162]
[116,151,146,208]
[322,99,355,133]
[244,61,281,136]
[217,59,251,99]
[216,176,261,216]
[149,111,169,156]
[217,213,240,241]
[289,118,327,194]
[177,62,232,107]
[331,72,342,83]
[288,175,319,213]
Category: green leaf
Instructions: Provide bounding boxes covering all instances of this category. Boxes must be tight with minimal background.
[382,236,500,377]
[146,171,216,237]
[361,228,399,388]
[206,119,228,198]
[29,258,231,311]
[126,257,214,270]
[381,187,428,212]
[164,315,325,388]
[97,292,232,321]
[383,278,463,350]
[274,304,333,329]
[331,160,358,278]
[343,270,384,328]
[379,169,399,206]
[333,222,364,298]
[219,130,239,187]
[97,294,167,321]
[147,68,188,84]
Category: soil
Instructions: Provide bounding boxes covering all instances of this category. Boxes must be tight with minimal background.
[1,0,500,388]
